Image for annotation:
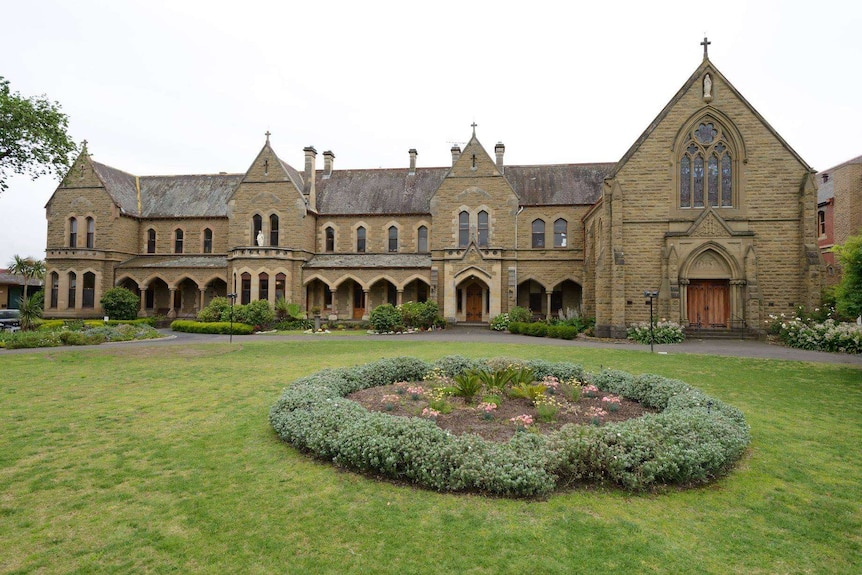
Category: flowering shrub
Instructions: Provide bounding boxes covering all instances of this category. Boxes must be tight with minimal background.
[626,321,686,344]
[602,396,622,412]
[771,316,861,354]
[585,406,607,425]
[534,396,562,423]
[510,414,534,428]
[476,402,497,420]
[582,384,599,398]
[421,407,440,419]
[490,313,510,331]
[270,357,750,495]
[406,385,425,400]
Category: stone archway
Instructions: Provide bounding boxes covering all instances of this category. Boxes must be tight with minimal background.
[680,246,741,329]
[456,277,490,323]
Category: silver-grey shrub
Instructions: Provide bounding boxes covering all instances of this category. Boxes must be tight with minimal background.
[269,357,750,497]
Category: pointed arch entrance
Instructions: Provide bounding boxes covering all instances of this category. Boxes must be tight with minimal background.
[456,277,489,322]
[680,245,740,329]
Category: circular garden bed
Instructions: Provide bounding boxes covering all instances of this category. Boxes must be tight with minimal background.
[269,356,750,498]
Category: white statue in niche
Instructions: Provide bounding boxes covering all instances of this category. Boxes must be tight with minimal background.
[256,230,264,246]
[704,74,713,99]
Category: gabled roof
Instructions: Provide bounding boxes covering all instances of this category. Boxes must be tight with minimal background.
[610,58,813,178]
[140,174,244,217]
[316,168,448,215]
[818,153,862,203]
[91,161,140,215]
[505,163,614,205]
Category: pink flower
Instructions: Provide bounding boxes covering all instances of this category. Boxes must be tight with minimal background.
[510,414,533,427]
[477,402,497,413]
[421,407,440,418]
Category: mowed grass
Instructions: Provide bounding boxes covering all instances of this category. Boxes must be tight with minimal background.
[0,339,860,574]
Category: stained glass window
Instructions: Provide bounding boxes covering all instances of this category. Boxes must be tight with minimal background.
[477,211,489,247]
[693,155,704,208]
[708,154,719,207]
[695,123,717,144]
[680,156,691,208]
[721,154,732,207]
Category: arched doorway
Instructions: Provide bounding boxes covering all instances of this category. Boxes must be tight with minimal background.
[682,247,738,329]
[456,278,489,322]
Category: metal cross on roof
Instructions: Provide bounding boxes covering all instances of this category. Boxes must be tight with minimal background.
[701,36,711,59]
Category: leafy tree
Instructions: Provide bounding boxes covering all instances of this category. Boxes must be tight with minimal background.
[0,76,77,194]
[832,233,862,319]
[7,255,45,300]
[100,287,141,320]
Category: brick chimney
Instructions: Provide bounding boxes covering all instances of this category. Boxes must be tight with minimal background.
[451,145,461,167]
[323,150,335,179]
[303,146,317,209]
[408,149,418,175]
[495,142,505,173]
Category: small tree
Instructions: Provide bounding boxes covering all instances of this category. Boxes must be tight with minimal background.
[7,255,45,300]
[18,290,43,331]
[832,233,862,319]
[100,287,140,320]
[0,76,77,195]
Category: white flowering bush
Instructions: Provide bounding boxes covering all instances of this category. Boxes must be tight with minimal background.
[775,317,861,354]
[489,313,510,331]
[626,320,686,344]
[270,356,750,496]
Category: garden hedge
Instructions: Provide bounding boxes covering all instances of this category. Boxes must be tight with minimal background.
[269,355,750,497]
[170,320,255,335]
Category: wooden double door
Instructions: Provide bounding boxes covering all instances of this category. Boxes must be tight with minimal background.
[687,279,729,328]
[465,284,483,322]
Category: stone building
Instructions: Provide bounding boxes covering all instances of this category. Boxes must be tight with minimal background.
[817,154,862,282]
[42,44,824,337]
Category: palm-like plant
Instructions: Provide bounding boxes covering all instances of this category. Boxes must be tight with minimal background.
[18,290,43,331]
[7,255,45,300]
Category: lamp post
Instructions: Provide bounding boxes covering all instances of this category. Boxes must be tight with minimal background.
[643,290,658,353]
[227,292,237,343]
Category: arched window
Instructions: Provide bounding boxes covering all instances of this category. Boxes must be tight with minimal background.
[174,229,184,253]
[356,226,366,253]
[477,211,489,247]
[388,226,398,252]
[259,273,269,301]
[253,214,263,245]
[69,217,77,247]
[147,229,156,253]
[680,121,733,208]
[203,228,213,253]
[417,225,428,252]
[50,272,59,308]
[275,273,286,301]
[325,227,335,252]
[532,219,545,248]
[86,217,95,249]
[458,211,469,247]
[241,272,251,305]
[67,272,77,308]
[554,218,567,248]
[82,272,95,308]
[269,214,279,246]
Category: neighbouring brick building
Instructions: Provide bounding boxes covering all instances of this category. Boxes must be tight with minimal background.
[42,45,824,337]
[817,154,862,283]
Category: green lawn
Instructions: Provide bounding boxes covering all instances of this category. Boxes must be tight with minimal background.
[1,340,860,574]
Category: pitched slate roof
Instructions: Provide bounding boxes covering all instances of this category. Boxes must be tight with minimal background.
[0,269,43,286]
[140,174,244,217]
[818,154,862,204]
[305,254,432,268]
[116,255,228,268]
[505,164,614,205]
[91,161,140,215]
[315,168,448,214]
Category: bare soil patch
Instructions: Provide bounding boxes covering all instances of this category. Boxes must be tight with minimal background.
[348,384,655,442]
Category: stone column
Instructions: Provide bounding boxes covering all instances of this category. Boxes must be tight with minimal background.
[362,289,371,320]
[138,286,147,317]
[546,291,552,320]
[679,279,690,325]
[198,287,206,314]
[330,288,338,320]
[167,288,177,319]
[396,289,404,306]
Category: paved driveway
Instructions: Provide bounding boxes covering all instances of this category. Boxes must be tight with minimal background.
[3,326,860,367]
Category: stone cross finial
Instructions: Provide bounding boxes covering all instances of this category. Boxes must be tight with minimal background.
[471,122,477,136]
[265,130,271,142]
[701,36,711,59]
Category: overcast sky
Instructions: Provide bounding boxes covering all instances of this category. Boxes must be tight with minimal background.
[1,0,859,268]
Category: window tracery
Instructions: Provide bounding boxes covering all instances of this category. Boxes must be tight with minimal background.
[680,121,733,208]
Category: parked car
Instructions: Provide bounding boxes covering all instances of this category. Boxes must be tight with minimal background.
[0,309,21,331]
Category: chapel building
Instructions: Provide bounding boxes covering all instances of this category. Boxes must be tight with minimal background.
[43,45,824,337]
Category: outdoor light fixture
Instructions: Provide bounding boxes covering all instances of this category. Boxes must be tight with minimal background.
[227,292,237,343]
[643,290,659,353]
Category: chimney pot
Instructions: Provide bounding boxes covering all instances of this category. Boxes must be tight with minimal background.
[408,148,418,174]
[495,141,505,172]
[323,150,335,178]
[451,145,461,167]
